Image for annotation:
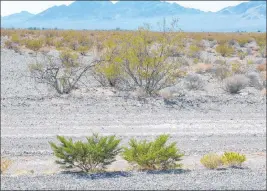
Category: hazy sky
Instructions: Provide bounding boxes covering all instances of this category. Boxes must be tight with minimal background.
[1,1,248,16]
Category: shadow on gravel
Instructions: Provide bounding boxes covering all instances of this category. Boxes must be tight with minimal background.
[146,169,191,175]
[61,171,132,180]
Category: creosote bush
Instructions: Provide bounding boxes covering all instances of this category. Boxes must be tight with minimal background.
[200,153,222,169]
[122,135,184,170]
[96,19,183,95]
[221,152,246,167]
[223,74,249,94]
[49,134,121,173]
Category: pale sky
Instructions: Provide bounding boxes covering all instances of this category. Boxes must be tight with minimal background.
[1,1,248,17]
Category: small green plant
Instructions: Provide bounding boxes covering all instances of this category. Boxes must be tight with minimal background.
[216,44,234,57]
[200,153,222,169]
[122,135,184,170]
[221,152,246,167]
[49,134,121,173]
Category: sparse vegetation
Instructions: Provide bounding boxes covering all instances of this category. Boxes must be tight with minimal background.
[49,134,121,173]
[122,135,184,170]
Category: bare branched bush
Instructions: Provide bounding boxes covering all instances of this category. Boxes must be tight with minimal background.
[223,74,249,94]
[29,51,101,94]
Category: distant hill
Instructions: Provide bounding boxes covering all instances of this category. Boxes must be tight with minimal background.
[1,1,266,32]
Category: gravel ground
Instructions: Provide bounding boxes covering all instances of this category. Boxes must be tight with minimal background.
[1,169,266,190]
[1,45,266,190]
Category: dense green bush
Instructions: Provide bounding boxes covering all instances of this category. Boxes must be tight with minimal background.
[49,134,121,173]
[122,135,184,170]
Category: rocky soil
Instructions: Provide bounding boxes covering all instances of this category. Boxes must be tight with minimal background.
[1,42,266,190]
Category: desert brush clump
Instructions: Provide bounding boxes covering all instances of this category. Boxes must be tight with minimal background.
[49,134,121,173]
[216,43,234,57]
[25,39,44,52]
[184,73,205,90]
[200,153,223,169]
[223,74,249,94]
[122,134,184,170]
[221,152,246,167]
[1,158,12,174]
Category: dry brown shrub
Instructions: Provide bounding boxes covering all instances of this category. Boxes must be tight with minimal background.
[1,158,12,173]
[257,63,266,72]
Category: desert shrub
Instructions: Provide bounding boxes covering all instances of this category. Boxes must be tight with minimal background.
[238,50,247,60]
[214,66,232,80]
[215,44,234,57]
[59,50,79,68]
[29,53,100,94]
[93,39,124,87]
[0,158,12,174]
[223,74,249,94]
[188,45,201,58]
[230,61,243,74]
[44,37,55,47]
[256,63,266,72]
[221,152,246,167]
[200,153,222,169]
[259,46,266,58]
[237,38,249,47]
[77,46,90,56]
[99,19,182,95]
[11,34,20,43]
[246,59,254,65]
[247,72,263,89]
[122,135,184,170]
[185,73,204,90]
[25,39,43,52]
[49,134,121,173]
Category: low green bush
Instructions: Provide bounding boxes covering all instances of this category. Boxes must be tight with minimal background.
[122,135,184,170]
[222,152,246,167]
[49,134,121,173]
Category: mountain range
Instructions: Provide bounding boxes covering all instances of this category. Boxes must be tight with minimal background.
[1,0,266,32]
